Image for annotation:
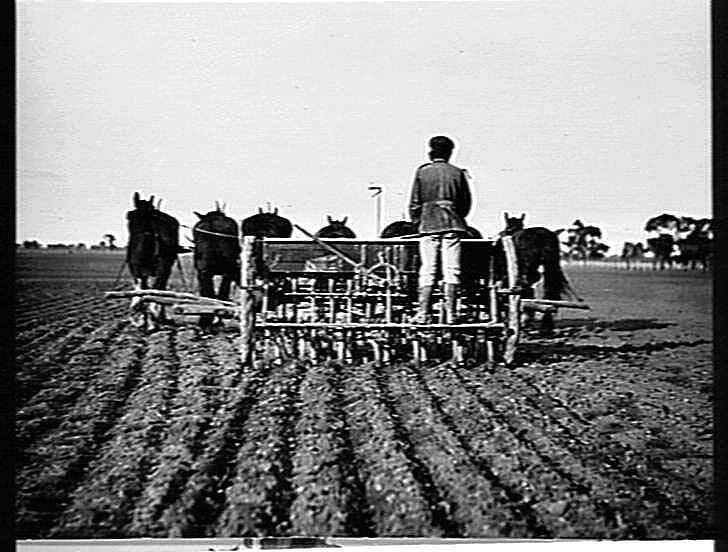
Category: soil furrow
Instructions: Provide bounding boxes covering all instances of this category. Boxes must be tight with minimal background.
[128,327,240,536]
[15,296,123,331]
[215,360,304,537]
[15,330,148,538]
[415,361,560,538]
[451,362,627,537]
[287,360,373,536]
[340,361,437,536]
[16,319,130,444]
[15,303,127,372]
[155,360,275,536]
[49,329,181,537]
[382,361,520,536]
[491,363,712,537]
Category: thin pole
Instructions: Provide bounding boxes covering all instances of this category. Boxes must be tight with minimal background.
[369,185,383,236]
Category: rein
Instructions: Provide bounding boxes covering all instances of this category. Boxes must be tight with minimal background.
[181,223,239,239]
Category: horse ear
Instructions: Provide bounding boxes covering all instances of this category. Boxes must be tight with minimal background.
[222,202,226,212]
[342,216,348,224]
[157,198,162,209]
[274,207,278,215]
[503,212,509,223]
[520,213,525,221]
[149,195,155,205]
[194,211,203,219]
[259,207,263,214]
[133,192,140,207]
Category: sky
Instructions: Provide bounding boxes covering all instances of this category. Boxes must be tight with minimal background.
[17,0,710,251]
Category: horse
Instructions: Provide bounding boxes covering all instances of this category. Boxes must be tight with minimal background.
[315,216,357,238]
[498,213,578,332]
[193,202,241,328]
[381,220,418,239]
[646,234,675,270]
[621,242,645,270]
[126,192,181,330]
[241,207,293,238]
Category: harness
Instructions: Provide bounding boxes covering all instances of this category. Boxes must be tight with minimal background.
[181,224,240,239]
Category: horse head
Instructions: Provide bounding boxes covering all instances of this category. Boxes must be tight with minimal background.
[315,216,356,238]
[128,192,164,238]
[132,192,157,214]
[194,201,230,222]
[501,212,526,235]
[241,207,293,238]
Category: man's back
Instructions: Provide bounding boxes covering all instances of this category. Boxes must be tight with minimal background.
[414,160,471,217]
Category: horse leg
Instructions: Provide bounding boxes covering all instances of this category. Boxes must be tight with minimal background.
[147,264,172,331]
[520,284,536,327]
[540,251,564,335]
[129,277,148,329]
[198,270,215,329]
[214,274,233,327]
[540,304,555,336]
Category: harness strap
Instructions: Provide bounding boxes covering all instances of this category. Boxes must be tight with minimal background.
[181,224,239,239]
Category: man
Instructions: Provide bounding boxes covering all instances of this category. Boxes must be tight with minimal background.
[409,135,473,323]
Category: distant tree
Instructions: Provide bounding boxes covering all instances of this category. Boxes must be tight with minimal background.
[103,234,117,250]
[562,220,609,260]
[645,213,680,235]
[22,240,41,249]
[675,216,712,270]
[587,241,610,259]
[76,243,87,249]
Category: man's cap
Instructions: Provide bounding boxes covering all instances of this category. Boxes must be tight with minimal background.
[428,136,455,152]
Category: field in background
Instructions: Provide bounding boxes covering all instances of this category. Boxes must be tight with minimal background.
[15,250,713,539]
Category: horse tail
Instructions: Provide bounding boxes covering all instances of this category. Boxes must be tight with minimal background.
[541,231,583,302]
[542,258,566,301]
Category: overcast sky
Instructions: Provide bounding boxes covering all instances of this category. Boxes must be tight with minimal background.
[17,0,710,250]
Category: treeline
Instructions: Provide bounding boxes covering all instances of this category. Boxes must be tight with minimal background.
[17,234,119,250]
[620,213,712,270]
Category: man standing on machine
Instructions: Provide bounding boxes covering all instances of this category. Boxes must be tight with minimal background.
[409,135,473,323]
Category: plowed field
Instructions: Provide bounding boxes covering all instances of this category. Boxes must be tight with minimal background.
[15,251,713,539]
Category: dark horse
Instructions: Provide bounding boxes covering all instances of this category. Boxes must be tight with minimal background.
[193,202,241,328]
[499,213,577,332]
[241,206,294,306]
[242,207,293,238]
[315,216,356,238]
[126,192,180,330]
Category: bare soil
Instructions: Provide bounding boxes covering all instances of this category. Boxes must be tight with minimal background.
[14,251,713,539]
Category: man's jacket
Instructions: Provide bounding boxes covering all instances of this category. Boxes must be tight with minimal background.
[409,159,472,235]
